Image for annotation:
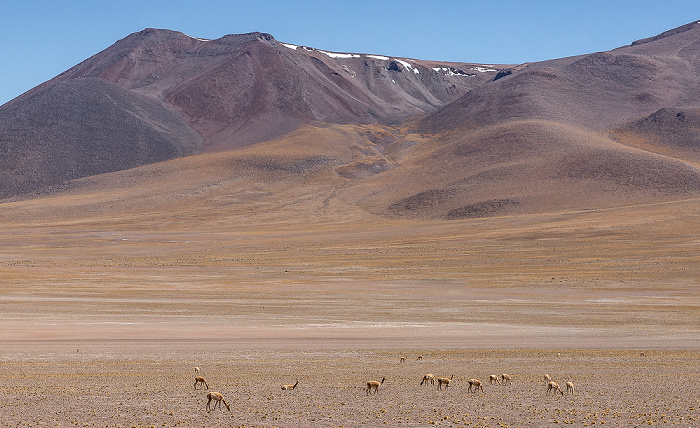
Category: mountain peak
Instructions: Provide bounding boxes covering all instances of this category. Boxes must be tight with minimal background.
[213,31,276,45]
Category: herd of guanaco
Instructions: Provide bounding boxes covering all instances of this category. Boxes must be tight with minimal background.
[192,358,576,412]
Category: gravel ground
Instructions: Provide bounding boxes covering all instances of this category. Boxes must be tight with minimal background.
[1,344,698,427]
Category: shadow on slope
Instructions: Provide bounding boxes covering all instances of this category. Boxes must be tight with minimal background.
[610,107,700,164]
[0,78,202,198]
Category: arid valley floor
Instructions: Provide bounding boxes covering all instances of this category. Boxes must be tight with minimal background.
[1,187,699,426]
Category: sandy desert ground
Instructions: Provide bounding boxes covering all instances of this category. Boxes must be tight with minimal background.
[1,182,699,426]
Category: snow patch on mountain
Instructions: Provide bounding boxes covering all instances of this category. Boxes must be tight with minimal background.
[319,50,361,59]
[185,34,210,42]
[472,66,497,73]
[432,67,474,77]
[395,59,420,74]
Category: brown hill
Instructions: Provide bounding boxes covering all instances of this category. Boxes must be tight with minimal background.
[345,120,700,219]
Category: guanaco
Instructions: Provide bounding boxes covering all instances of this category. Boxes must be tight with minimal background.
[437,375,453,390]
[420,374,435,385]
[206,391,230,411]
[547,381,564,397]
[194,376,209,390]
[500,373,512,385]
[281,380,299,390]
[468,378,484,393]
[366,377,385,395]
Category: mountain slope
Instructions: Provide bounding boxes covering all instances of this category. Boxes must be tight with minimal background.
[420,44,699,133]
[0,77,202,198]
[610,108,700,165]
[402,21,700,217]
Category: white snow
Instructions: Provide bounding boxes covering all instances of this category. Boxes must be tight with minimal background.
[277,43,422,76]
[433,67,454,76]
[395,59,411,69]
[431,67,475,77]
[472,66,497,73]
[395,59,418,74]
[319,50,361,59]
[391,59,419,74]
[185,34,210,42]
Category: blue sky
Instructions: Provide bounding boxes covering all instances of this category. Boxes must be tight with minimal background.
[2,0,700,105]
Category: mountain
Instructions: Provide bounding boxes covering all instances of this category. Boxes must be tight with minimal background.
[0,28,499,198]
[1,23,700,219]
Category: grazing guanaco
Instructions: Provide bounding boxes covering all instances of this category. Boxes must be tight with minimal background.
[416,355,423,361]
[468,378,483,393]
[206,391,230,411]
[282,380,299,390]
[194,376,209,390]
[543,374,552,385]
[366,377,385,395]
[488,374,499,385]
[566,381,575,394]
[500,373,512,385]
[420,374,435,385]
[400,356,406,363]
[546,381,564,397]
[194,367,200,374]
[437,375,453,390]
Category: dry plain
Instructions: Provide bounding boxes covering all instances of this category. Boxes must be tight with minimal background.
[0,177,699,426]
